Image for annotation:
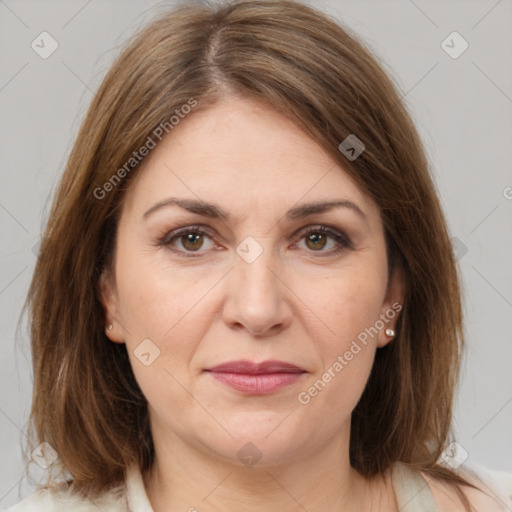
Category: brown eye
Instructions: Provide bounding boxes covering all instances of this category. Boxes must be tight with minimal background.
[296,225,352,256]
[180,232,205,251]
[305,232,328,251]
[161,226,216,257]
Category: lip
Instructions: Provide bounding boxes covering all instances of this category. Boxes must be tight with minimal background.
[205,360,306,395]
[207,360,306,374]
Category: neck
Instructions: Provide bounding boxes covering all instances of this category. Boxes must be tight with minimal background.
[143,427,396,512]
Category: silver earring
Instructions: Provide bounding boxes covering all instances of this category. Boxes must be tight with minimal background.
[107,324,113,331]
[385,328,395,337]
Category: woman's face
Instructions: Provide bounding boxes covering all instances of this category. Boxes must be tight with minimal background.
[101,97,404,467]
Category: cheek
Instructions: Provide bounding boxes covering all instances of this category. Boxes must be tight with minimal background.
[297,326,377,436]
[114,240,208,337]
[296,345,375,440]
[294,266,386,418]
[112,244,224,394]
[303,264,387,349]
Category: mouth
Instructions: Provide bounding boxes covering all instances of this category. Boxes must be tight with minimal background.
[204,360,307,395]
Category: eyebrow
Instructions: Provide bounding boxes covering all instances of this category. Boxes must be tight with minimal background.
[143,197,368,225]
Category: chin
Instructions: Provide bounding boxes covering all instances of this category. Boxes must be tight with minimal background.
[206,416,311,468]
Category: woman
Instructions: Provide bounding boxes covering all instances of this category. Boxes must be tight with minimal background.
[8,1,510,511]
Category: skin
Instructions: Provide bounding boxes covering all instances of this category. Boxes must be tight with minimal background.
[100,96,408,511]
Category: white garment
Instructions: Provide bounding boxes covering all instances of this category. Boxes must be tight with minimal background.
[3,461,510,511]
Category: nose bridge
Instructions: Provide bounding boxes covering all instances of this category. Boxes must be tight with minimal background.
[234,234,280,299]
[223,234,291,335]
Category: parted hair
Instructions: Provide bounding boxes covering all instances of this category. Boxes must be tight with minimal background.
[22,0,475,508]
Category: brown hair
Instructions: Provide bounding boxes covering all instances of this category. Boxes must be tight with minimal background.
[22,0,476,508]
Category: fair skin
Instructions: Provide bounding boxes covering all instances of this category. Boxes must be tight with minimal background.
[100,97,497,512]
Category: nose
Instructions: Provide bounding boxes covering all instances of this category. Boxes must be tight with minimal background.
[222,244,293,338]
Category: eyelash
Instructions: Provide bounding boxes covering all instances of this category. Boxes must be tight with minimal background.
[157,224,353,259]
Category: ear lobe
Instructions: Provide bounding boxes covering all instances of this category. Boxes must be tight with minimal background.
[99,270,125,343]
[377,265,406,348]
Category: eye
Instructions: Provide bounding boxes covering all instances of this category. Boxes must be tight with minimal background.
[294,225,352,256]
[159,225,215,257]
[158,224,352,258]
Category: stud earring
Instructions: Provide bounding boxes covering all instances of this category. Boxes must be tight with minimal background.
[107,324,113,331]
[385,328,395,337]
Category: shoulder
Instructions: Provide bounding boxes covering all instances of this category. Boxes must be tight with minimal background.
[422,466,512,512]
[3,484,128,512]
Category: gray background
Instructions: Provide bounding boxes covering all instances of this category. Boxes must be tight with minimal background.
[1,0,511,507]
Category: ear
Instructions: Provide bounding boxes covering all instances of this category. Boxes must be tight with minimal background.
[377,265,405,348]
[99,269,125,344]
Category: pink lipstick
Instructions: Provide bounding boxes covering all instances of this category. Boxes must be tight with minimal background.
[205,360,306,395]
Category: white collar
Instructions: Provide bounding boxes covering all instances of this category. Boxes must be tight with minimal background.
[125,462,155,512]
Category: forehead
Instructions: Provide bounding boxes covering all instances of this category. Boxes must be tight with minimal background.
[122,97,379,224]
